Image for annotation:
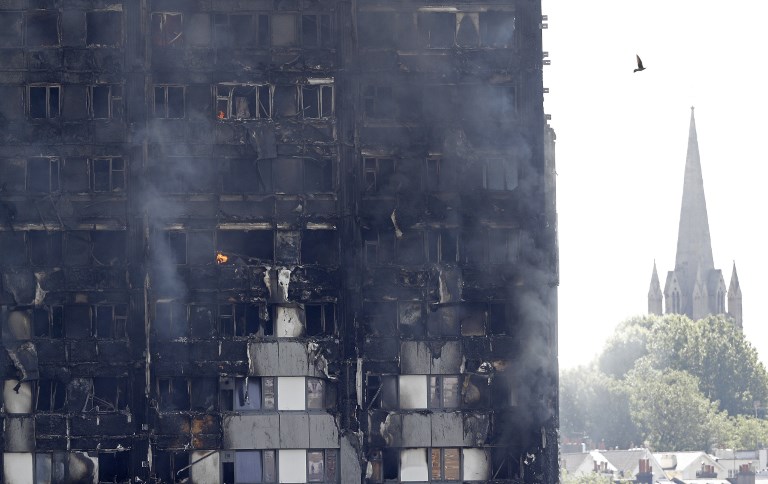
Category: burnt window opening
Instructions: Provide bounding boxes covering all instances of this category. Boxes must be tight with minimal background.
[363,301,397,336]
[480,11,515,48]
[91,157,125,192]
[460,303,487,337]
[151,12,183,47]
[165,231,187,265]
[224,159,273,193]
[217,230,274,262]
[366,375,397,410]
[191,378,218,412]
[303,158,333,192]
[153,85,185,118]
[363,229,394,265]
[220,377,276,411]
[36,379,66,411]
[26,11,59,46]
[301,230,338,265]
[363,157,395,192]
[64,305,91,338]
[92,377,129,412]
[90,231,128,266]
[94,304,128,339]
[301,14,332,48]
[426,230,458,264]
[186,231,215,265]
[155,301,188,340]
[29,85,60,119]
[301,83,333,119]
[88,85,123,120]
[0,12,23,46]
[0,159,25,193]
[98,452,131,482]
[216,84,272,120]
[431,448,461,481]
[218,303,272,337]
[456,13,480,47]
[271,13,298,46]
[429,375,461,409]
[418,12,455,48]
[86,11,122,46]
[221,450,277,484]
[398,302,425,338]
[423,156,442,191]
[307,449,338,482]
[358,12,395,47]
[484,158,518,191]
[489,303,509,335]
[363,86,394,119]
[273,85,298,117]
[214,13,269,47]
[396,232,425,265]
[488,229,521,264]
[306,378,333,410]
[368,449,400,482]
[189,305,216,338]
[155,451,190,483]
[427,306,460,337]
[157,377,190,411]
[33,306,64,338]
[305,303,335,337]
[26,157,60,192]
[28,231,63,266]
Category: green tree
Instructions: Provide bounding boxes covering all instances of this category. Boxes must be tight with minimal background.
[597,315,656,378]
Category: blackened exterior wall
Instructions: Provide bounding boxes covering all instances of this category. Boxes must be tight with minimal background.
[0,0,557,482]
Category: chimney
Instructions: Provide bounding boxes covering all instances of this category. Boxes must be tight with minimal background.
[696,462,717,478]
[636,458,653,484]
[735,463,756,484]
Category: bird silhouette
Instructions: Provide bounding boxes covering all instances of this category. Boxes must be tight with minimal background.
[634,54,646,73]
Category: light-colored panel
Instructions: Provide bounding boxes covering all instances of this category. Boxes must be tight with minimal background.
[399,375,427,409]
[5,416,35,452]
[431,341,462,374]
[190,451,220,484]
[3,380,33,414]
[279,413,309,448]
[399,341,430,374]
[431,411,464,447]
[277,377,305,410]
[401,413,431,447]
[223,414,280,449]
[276,306,304,337]
[249,341,279,376]
[4,452,33,484]
[278,449,307,483]
[308,413,340,448]
[278,342,311,376]
[400,448,428,482]
[462,448,490,481]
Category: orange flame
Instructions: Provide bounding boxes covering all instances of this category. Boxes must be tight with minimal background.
[217,111,226,119]
[216,253,229,264]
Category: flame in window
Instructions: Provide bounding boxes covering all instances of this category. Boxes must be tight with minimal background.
[216,253,229,264]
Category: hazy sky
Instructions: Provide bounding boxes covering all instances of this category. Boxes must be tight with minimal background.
[542,1,768,369]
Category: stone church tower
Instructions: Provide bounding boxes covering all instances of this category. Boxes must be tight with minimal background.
[648,108,743,328]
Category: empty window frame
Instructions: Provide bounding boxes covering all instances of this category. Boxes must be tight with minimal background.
[480,11,515,47]
[218,303,272,337]
[91,231,128,266]
[28,85,60,119]
[155,301,188,340]
[157,377,190,411]
[455,13,480,48]
[224,159,273,193]
[153,85,185,118]
[426,230,458,263]
[164,231,187,265]
[488,229,521,264]
[214,13,269,47]
[301,14,332,48]
[222,450,277,484]
[217,230,274,262]
[0,12,24,46]
[428,376,461,409]
[304,303,335,337]
[155,451,190,483]
[151,12,183,47]
[94,304,128,339]
[303,157,334,192]
[92,377,129,412]
[424,156,452,191]
[363,85,394,119]
[86,11,122,46]
[418,12,455,48]
[396,231,425,265]
[26,11,60,46]
[363,157,395,192]
[301,230,338,266]
[91,157,125,192]
[430,448,461,481]
[88,85,123,119]
[300,82,333,119]
[483,158,518,191]
[32,306,64,338]
[307,449,338,482]
[220,376,276,411]
[216,84,271,120]
[363,229,395,265]
[36,379,66,411]
[26,157,60,192]
[28,231,63,266]
[366,375,398,410]
[271,14,298,47]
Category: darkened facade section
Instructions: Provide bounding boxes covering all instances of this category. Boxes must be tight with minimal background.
[0,0,557,482]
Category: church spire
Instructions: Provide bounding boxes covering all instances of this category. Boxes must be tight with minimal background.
[674,107,715,296]
[648,261,662,315]
[728,261,743,329]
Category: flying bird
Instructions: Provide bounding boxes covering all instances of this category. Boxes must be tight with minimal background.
[634,54,646,73]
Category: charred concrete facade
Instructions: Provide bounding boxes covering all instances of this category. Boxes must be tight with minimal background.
[0,0,557,482]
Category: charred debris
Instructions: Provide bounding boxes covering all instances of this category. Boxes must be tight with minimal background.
[0,0,557,482]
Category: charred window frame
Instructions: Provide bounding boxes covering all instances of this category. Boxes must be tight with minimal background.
[151,12,183,47]
[86,10,123,46]
[301,14,332,48]
[35,379,66,412]
[455,13,480,48]
[488,229,521,264]
[88,85,123,120]
[217,229,274,262]
[98,452,130,483]
[483,158,518,191]
[157,377,190,411]
[221,450,277,483]
[271,14,298,47]
[91,157,125,193]
[220,376,276,411]
[26,157,60,193]
[426,230,459,264]
[93,304,128,340]
[363,157,395,193]
[25,10,60,46]
[363,229,395,265]
[306,377,329,410]
[307,449,338,482]
[153,85,185,119]
[430,448,462,481]
[418,11,455,48]
[28,85,60,120]
[28,231,63,266]
[303,157,334,192]
[480,11,516,48]
[304,303,336,336]
[214,13,270,47]
[224,158,273,193]
[218,303,272,337]
[363,85,394,119]
[396,232,425,265]
[155,451,190,483]
[155,301,189,340]
[397,301,425,338]
[366,375,398,410]
[215,83,272,120]
[164,231,187,265]
[33,306,64,338]
[92,377,129,412]
[300,81,334,119]
[428,376,461,409]
[0,12,23,46]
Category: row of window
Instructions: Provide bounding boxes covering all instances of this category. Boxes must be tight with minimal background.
[370,447,490,482]
[0,230,126,267]
[366,374,495,411]
[0,156,124,193]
